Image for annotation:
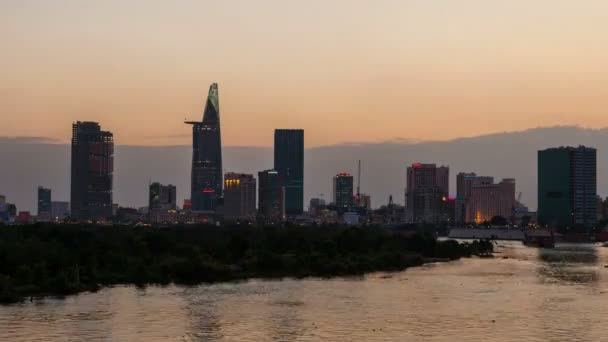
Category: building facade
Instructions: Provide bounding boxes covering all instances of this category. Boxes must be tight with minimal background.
[466,178,516,224]
[538,146,597,230]
[37,186,52,221]
[455,172,494,225]
[406,163,449,224]
[51,201,70,221]
[70,121,114,221]
[148,182,177,223]
[258,170,284,223]
[223,173,256,222]
[274,129,304,216]
[333,172,354,210]
[186,83,223,212]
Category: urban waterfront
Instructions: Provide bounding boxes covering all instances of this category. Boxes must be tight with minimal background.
[2,242,607,341]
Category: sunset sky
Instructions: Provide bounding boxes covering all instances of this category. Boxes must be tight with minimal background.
[3,0,608,146]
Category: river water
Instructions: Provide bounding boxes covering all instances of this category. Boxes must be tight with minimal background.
[2,242,608,341]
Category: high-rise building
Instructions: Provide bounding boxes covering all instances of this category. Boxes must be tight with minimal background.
[258,170,284,223]
[406,163,449,224]
[51,201,70,221]
[37,186,52,221]
[274,129,304,216]
[70,121,114,221]
[333,172,354,209]
[455,173,494,225]
[186,83,223,212]
[466,179,516,224]
[223,173,256,221]
[148,182,177,223]
[538,146,597,230]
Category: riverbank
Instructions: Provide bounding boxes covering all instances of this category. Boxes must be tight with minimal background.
[0,224,493,303]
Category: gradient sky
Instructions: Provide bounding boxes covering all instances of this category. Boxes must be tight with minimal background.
[3,0,608,146]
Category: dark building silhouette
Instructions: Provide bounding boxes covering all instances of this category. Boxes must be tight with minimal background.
[274,129,304,216]
[223,172,256,222]
[37,186,52,221]
[538,146,597,230]
[186,83,223,212]
[148,182,177,223]
[258,170,284,223]
[333,172,354,210]
[70,121,114,221]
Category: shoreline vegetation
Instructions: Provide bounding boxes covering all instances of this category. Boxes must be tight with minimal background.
[0,224,493,304]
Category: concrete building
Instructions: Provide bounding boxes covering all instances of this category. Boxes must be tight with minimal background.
[37,186,52,222]
[309,197,326,217]
[274,129,304,216]
[223,173,256,222]
[70,121,114,221]
[258,170,284,223]
[406,163,449,224]
[148,182,177,223]
[538,146,597,230]
[333,172,354,210]
[455,173,494,225]
[51,201,70,221]
[466,179,516,224]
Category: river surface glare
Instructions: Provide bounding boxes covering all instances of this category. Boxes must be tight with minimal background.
[2,242,608,341]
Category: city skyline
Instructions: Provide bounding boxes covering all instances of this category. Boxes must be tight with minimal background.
[5,1,608,146]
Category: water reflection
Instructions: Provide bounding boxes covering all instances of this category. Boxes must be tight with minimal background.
[3,244,608,341]
[536,244,599,285]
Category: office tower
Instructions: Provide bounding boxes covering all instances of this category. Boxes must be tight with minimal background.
[538,146,597,230]
[223,173,257,221]
[466,179,516,224]
[186,83,223,212]
[456,173,494,201]
[37,186,52,221]
[148,182,177,223]
[0,195,6,223]
[406,163,449,224]
[274,129,304,216]
[309,197,326,217]
[50,201,70,221]
[455,173,494,225]
[70,121,114,221]
[333,172,354,209]
[258,170,284,223]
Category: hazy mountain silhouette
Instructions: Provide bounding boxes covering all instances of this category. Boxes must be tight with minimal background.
[2,126,608,213]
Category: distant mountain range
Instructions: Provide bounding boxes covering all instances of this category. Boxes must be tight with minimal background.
[2,126,608,213]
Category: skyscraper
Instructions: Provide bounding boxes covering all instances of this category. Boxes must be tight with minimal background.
[186,83,223,212]
[406,163,449,224]
[258,170,284,223]
[538,146,597,230]
[223,173,257,221]
[37,186,52,221]
[466,178,515,224]
[333,172,354,209]
[274,129,304,216]
[70,121,114,221]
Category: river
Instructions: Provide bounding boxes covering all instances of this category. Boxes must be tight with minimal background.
[1,242,608,341]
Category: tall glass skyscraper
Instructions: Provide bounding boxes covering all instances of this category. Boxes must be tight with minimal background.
[274,129,304,216]
[538,146,597,230]
[186,83,223,212]
[70,121,114,221]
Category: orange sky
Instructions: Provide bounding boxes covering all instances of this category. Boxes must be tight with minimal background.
[2,0,608,146]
